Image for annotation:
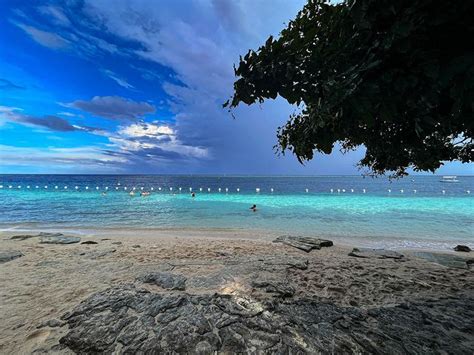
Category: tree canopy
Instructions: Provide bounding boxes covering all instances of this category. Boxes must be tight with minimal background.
[225,0,474,176]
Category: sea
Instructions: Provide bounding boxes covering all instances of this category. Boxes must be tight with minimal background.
[0,175,472,250]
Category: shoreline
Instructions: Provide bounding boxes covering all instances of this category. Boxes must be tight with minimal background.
[1,225,471,252]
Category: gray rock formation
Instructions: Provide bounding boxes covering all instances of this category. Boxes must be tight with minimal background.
[81,241,98,245]
[137,272,187,291]
[251,280,295,297]
[349,248,404,259]
[10,232,63,241]
[0,250,23,263]
[58,284,474,354]
[454,245,471,252]
[39,235,81,244]
[273,236,333,252]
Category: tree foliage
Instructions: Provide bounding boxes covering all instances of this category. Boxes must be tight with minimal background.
[226,0,474,176]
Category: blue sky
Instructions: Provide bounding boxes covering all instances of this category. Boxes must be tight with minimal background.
[0,0,472,175]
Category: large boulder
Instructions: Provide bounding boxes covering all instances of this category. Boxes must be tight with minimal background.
[454,245,471,252]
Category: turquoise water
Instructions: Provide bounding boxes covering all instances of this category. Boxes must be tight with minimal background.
[0,175,472,249]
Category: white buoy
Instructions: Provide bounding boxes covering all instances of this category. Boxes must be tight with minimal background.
[105,187,108,190]
[141,187,144,190]
[115,187,119,190]
[151,187,154,191]
[64,186,68,190]
[96,186,99,190]
[85,186,89,190]
[442,190,446,194]
[256,188,260,193]
[0,185,3,189]
[237,188,240,192]
[363,189,366,193]
[179,187,182,191]
[75,186,79,190]
[271,188,274,192]
[388,189,391,193]
[330,189,333,193]
[17,185,21,189]
[218,188,221,192]
[400,189,404,193]
[467,190,471,194]
[351,189,354,193]
[9,185,12,189]
[199,188,203,192]
[158,187,162,191]
[170,187,173,191]
[207,188,211,192]
[36,186,39,189]
[189,187,193,191]
[342,189,346,193]
[55,186,58,189]
[124,187,128,190]
[27,186,30,189]
[413,189,417,193]
[337,189,340,193]
[133,187,136,190]
[305,188,309,193]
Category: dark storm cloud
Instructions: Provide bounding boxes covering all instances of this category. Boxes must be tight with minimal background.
[7,111,101,133]
[67,96,155,120]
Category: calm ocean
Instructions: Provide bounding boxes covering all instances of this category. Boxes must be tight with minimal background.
[0,175,472,250]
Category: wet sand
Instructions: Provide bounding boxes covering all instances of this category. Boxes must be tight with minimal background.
[0,229,473,353]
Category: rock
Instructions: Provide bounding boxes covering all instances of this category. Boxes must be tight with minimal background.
[0,250,23,263]
[137,272,186,291]
[349,248,404,259]
[251,280,295,297]
[132,245,141,248]
[111,242,122,245]
[37,319,64,328]
[81,241,98,245]
[58,284,474,354]
[454,245,471,252]
[467,259,474,269]
[10,234,38,241]
[10,232,63,241]
[413,252,471,269]
[40,235,81,244]
[273,236,333,252]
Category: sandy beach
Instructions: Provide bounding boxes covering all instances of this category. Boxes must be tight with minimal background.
[1,228,473,353]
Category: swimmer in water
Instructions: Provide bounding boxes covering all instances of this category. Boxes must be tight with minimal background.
[101,192,107,196]
[141,191,150,197]
[191,192,196,198]
[129,191,136,196]
[250,204,257,212]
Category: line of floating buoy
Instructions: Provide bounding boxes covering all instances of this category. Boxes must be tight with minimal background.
[237,188,240,192]
[305,188,309,193]
[256,188,260,193]
[271,188,274,192]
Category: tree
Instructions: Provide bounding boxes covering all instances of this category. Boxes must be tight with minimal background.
[225,0,474,176]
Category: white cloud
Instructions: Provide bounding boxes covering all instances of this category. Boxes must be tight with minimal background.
[15,23,69,49]
[119,122,174,137]
[38,5,71,26]
[101,69,134,89]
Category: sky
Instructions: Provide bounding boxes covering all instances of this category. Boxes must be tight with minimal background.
[0,0,472,175]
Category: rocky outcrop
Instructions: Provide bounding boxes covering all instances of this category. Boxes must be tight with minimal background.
[454,245,471,252]
[10,232,63,241]
[273,236,333,252]
[58,284,474,354]
[251,280,295,297]
[349,248,404,259]
[0,250,23,263]
[413,251,473,269]
[39,235,81,244]
[137,272,187,291]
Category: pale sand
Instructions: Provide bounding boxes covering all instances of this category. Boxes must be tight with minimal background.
[0,229,473,353]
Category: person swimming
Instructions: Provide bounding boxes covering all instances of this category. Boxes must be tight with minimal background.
[191,192,196,198]
[129,191,136,196]
[250,204,257,212]
[141,191,150,196]
[101,192,107,196]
